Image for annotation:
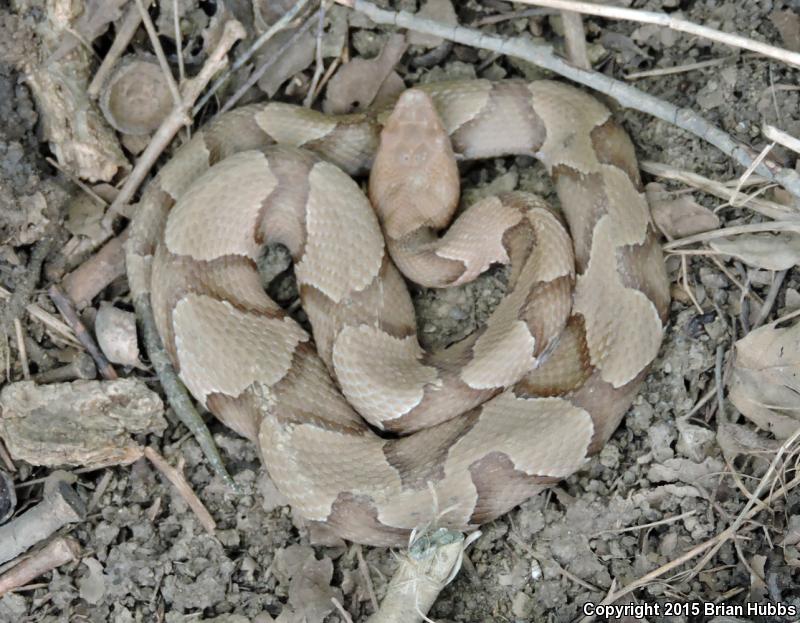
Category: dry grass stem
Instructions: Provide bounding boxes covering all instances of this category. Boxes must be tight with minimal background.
[144,447,216,535]
[664,221,800,251]
[333,0,800,198]
[13,319,29,380]
[640,161,794,220]
[109,19,245,216]
[511,0,800,69]
[195,0,313,114]
[219,6,321,114]
[88,0,153,98]
[134,0,182,108]
[763,124,800,155]
[625,56,734,80]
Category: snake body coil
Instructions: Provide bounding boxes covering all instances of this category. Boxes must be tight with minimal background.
[127,80,670,546]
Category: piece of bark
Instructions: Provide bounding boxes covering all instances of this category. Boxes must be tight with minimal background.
[0,379,164,467]
[0,472,85,564]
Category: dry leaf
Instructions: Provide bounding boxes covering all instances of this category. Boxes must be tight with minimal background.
[95,303,144,369]
[728,319,800,439]
[646,182,720,239]
[273,545,342,623]
[324,33,407,114]
[709,231,800,270]
[407,0,458,48]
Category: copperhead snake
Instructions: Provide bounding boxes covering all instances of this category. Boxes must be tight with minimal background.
[126,80,670,546]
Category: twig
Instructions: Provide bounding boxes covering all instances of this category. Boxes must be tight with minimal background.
[61,229,129,309]
[143,446,216,535]
[356,544,379,613]
[0,286,79,348]
[590,510,698,537]
[173,0,185,85]
[333,0,800,199]
[13,319,29,380]
[560,10,590,69]
[194,0,314,114]
[625,55,735,80]
[48,285,118,380]
[304,1,329,107]
[510,0,800,69]
[664,221,800,251]
[714,344,726,423]
[134,0,182,109]
[0,473,85,565]
[752,269,788,329]
[763,124,800,156]
[640,161,796,221]
[0,537,81,597]
[108,20,246,217]
[218,7,322,114]
[87,0,154,98]
[2,235,53,339]
[331,597,355,623]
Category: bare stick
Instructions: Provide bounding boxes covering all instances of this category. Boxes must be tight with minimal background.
[509,0,800,69]
[134,0,182,108]
[640,160,796,221]
[752,269,788,329]
[0,537,81,597]
[108,20,246,217]
[664,221,800,251]
[13,319,29,380]
[144,446,216,535]
[87,0,154,98]
[61,228,129,308]
[0,286,80,349]
[48,285,118,380]
[0,473,85,564]
[194,0,313,114]
[304,1,329,107]
[763,124,800,156]
[625,56,735,80]
[560,10,590,69]
[333,0,800,199]
[218,7,322,114]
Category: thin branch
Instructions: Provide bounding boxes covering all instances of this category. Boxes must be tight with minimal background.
[88,0,154,98]
[144,446,216,535]
[194,0,314,114]
[333,0,800,199]
[109,20,245,217]
[510,0,800,69]
[218,7,322,114]
[134,0,182,109]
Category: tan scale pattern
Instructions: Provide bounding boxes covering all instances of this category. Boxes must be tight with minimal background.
[294,161,385,303]
[332,325,440,427]
[133,79,671,546]
[172,293,307,405]
[435,196,523,285]
[164,151,277,261]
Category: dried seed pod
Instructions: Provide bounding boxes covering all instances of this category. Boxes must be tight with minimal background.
[99,58,172,135]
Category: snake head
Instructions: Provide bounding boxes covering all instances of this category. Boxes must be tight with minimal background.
[369,88,460,240]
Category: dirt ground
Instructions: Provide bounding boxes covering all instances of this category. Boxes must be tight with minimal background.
[1,0,800,621]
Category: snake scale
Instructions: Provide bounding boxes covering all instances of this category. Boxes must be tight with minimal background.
[126,80,670,546]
